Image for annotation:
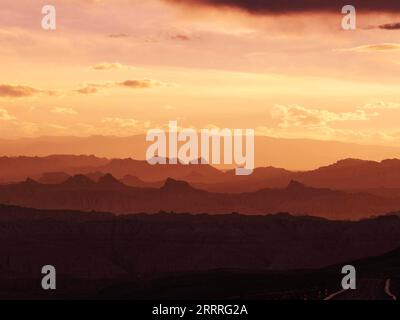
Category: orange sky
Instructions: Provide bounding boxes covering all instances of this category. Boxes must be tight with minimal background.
[1,0,400,146]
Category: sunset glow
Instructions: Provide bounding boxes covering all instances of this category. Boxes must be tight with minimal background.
[1,0,400,147]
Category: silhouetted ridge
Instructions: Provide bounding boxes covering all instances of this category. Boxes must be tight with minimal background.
[85,172,104,182]
[97,173,125,188]
[23,178,39,186]
[162,178,193,191]
[62,174,95,188]
[332,158,371,168]
[380,159,400,167]
[122,175,144,184]
[286,180,307,190]
[38,172,70,184]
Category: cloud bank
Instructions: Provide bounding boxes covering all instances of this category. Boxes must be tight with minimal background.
[379,22,400,30]
[166,0,400,14]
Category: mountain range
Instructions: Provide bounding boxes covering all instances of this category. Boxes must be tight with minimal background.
[3,155,400,198]
[1,174,400,220]
[1,135,400,170]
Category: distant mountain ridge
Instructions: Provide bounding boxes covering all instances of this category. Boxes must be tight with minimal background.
[1,175,400,220]
[4,155,400,199]
[196,158,400,195]
[0,155,222,183]
[0,155,108,183]
[1,135,400,170]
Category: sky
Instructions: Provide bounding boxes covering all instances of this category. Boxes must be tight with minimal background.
[1,0,400,146]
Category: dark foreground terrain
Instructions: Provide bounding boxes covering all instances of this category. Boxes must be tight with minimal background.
[0,204,399,300]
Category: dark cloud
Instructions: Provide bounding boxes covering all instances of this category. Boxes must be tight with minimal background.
[0,84,54,98]
[379,22,400,30]
[166,0,400,14]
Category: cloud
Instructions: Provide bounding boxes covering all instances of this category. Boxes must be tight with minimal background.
[166,0,400,14]
[51,107,78,115]
[76,80,162,94]
[378,22,400,30]
[362,102,400,110]
[0,108,15,121]
[336,43,400,52]
[101,117,140,128]
[255,104,392,145]
[117,80,159,89]
[272,104,376,129]
[256,124,400,146]
[108,33,129,38]
[76,85,102,95]
[76,82,113,95]
[91,62,128,70]
[0,84,54,98]
[170,33,191,41]
[100,118,153,134]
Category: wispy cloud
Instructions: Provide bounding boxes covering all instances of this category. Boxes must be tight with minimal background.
[378,22,400,30]
[252,103,393,145]
[76,79,163,95]
[166,0,400,14]
[76,85,104,95]
[170,33,191,41]
[108,33,129,38]
[100,117,153,133]
[0,108,15,121]
[91,62,131,70]
[272,104,376,129]
[335,43,400,52]
[51,107,78,115]
[0,84,55,98]
[117,79,160,89]
[362,101,400,110]
[101,117,140,128]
